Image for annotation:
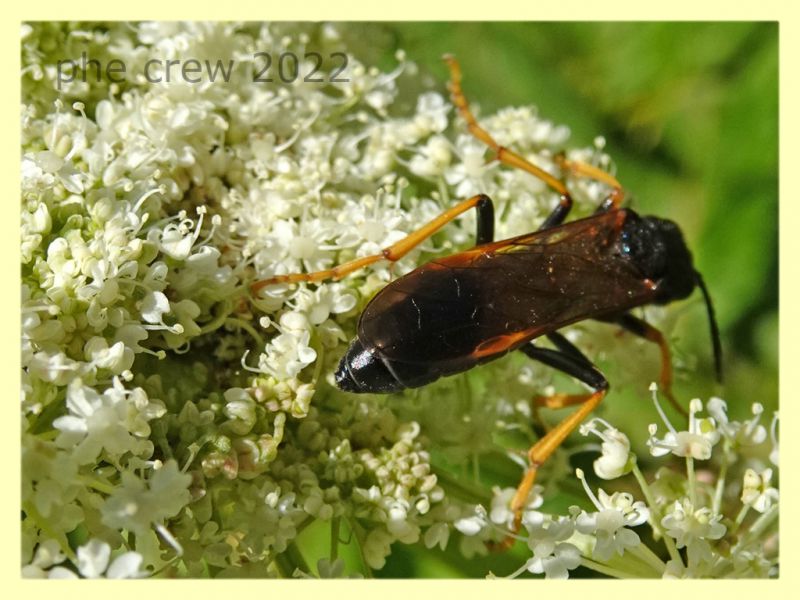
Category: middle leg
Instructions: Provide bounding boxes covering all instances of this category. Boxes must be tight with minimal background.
[251,193,495,293]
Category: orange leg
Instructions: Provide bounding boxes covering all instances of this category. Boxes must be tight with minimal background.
[640,325,676,410]
[444,54,624,211]
[491,389,607,550]
[555,153,625,209]
[534,392,597,410]
[531,391,595,434]
[517,390,606,518]
[251,193,494,294]
[612,313,684,417]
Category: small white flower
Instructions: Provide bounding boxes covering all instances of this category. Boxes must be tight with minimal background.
[102,460,192,536]
[83,337,133,373]
[662,499,726,545]
[29,539,147,579]
[706,397,767,448]
[579,418,633,479]
[769,411,779,466]
[523,512,581,579]
[444,135,491,197]
[741,468,779,513]
[386,501,420,543]
[408,135,452,178]
[260,329,317,380]
[140,290,171,324]
[525,543,581,580]
[161,299,202,348]
[21,539,67,577]
[104,551,148,579]
[223,388,258,435]
[488,485,543,530]
[53,377,165,464]
[661,498,726,567]
[151,208,208,261]
[299,285,357,326]
[731,548,773,578]
[647,393,719,460]
[316,557,348,578]
[484,106,570,148]
[454,512,487,536]
[423,522,450,551]
[574,468,649,561]
[27,349,81,385]
[362,528,394,570]
[412,92,449,135]
[76,538,113,578]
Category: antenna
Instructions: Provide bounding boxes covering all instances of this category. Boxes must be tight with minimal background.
[695,271,723,382]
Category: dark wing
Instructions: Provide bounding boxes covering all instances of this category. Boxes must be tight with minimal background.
[358,209,657,380]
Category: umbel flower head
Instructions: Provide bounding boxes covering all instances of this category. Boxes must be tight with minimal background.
[20,21,777,579]
[455,395,777,579]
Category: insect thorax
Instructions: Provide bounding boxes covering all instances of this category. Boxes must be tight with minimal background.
[619,211,696,304]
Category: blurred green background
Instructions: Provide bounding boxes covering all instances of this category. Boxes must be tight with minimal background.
[304,22,778,577]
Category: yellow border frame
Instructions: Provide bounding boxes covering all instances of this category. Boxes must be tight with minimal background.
[6,4,793,597]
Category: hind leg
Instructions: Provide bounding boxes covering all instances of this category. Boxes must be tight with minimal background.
[489,341,608,549]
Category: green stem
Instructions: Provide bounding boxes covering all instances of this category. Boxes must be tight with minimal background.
[285,541,310,577]
[437,176,450,205]
[601,547,661,578]
[150,553,184,578]
[471,453,480,482]
[631,463,683,566]
[272,551,295,578]
[501,560,532,579]
[29,396,67,435]
[731,504,750,535]
[329,95,361,122]
[224,317,265,349]
[79,475,116,495]
[23,501,76,562]
[630,541,666,574]
[751,504,779,537]
[712,447,730,515]
[686,457,697,508]
[347,518,374,578]
[741,504,778,544]
[330,517,340,562]
[311,341,325,385]
[433,468,492,504]
[580,557,640,579]
[197,299,233,336]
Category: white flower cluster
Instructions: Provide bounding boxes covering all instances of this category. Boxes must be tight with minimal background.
[21,21,673,579]
[456,391,779,579]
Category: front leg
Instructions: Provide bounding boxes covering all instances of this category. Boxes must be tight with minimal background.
[602,313,685,417]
